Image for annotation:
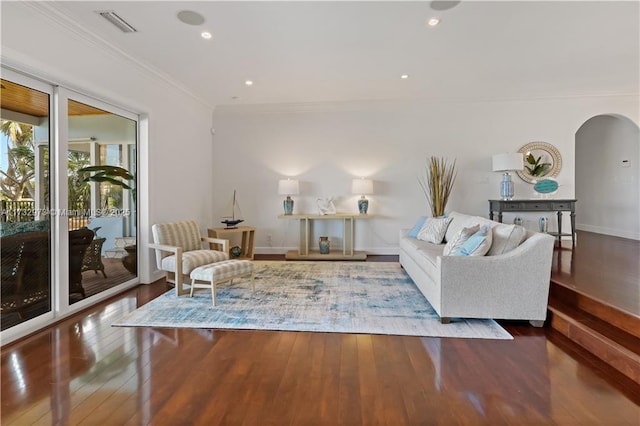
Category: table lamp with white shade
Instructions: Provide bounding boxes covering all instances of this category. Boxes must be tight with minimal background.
[492,153,523,200]
[351,178,373,214]
[278,179,299,215]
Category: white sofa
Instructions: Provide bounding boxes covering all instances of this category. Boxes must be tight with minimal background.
[399,211,555,326]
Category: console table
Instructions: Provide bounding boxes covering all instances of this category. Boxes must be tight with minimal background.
[208,226,256,260]
[488,199,576,246]
[278,213,371,260]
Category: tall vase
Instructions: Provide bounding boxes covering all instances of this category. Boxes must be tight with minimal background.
[319,236,330,254]
[538,217,548,233]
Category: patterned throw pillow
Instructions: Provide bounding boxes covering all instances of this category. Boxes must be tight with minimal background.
[450,225,493,256]
[416,216,453,244]
[487,224,527,256]
[443,224,480,256]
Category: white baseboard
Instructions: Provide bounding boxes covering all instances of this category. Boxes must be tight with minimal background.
[576,224,640,240]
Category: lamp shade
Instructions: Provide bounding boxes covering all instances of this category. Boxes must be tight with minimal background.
[351,178,373,195]
[492,153,523,172]
[278,179,299,195]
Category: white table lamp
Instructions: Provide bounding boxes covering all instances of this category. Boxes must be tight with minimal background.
[351,178,373,214]
[492,153,523,200]
[278,179,299,215]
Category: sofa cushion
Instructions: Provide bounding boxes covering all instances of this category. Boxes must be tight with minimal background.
[449,225,492,256]
[488,224,527,256]
[407,216,427,238]
[443,224,480,256]
[399,235,443,275]
[417,216,453,244]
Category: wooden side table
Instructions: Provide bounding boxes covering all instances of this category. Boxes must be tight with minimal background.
[207,226,256,260]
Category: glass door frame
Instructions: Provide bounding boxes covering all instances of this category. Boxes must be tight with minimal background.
[1,69,140,345]
[1,68,56,341]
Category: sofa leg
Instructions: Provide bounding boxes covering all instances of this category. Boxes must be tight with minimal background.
[529,320,545,327]
[440,317,451,324]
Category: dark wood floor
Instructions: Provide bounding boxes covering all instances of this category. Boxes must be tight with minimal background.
[551,230,640,317]
[2,235,640,425]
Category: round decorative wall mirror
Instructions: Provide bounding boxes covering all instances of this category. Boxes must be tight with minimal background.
[516,141,562,184]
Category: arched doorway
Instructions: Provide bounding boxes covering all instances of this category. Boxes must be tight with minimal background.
[575,114,639,240]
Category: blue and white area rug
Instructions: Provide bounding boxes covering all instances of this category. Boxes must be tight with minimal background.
[113,261,512,340]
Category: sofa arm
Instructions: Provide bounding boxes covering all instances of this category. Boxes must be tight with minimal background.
[437,232,555,320]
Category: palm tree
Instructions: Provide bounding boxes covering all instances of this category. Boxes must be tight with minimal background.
[67,151,91,210]
[0,120,36,201]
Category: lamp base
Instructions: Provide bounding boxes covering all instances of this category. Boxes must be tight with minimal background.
[283,196,294,215]
[358,196,369,214]
[500,172,515,200]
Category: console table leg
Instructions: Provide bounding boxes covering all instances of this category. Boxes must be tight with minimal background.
[570,211,576,246]
[557,211,563,246]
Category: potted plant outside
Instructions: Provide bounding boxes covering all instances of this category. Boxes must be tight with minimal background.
[78,165,137,274]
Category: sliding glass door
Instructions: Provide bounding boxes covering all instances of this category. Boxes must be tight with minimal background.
[1,68,139,337]
[1,74,53,330]
[67,98,137,304]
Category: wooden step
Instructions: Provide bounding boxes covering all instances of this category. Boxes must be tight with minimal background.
[548,299,640,385]
[549,281,640,339]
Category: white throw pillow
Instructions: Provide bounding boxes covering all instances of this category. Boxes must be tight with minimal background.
[443,224,480,256]
[416,216,453,244]
[488,224,527,256]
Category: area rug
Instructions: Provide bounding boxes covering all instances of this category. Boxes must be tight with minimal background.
[113,261,512,340]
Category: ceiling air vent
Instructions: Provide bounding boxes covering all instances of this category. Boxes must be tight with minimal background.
[97,11,137,33]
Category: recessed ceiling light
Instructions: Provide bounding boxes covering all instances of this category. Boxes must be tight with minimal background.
[427,17,441,27]
[201,31,212,40]
[245,80,254,86]
[400,74,409,79]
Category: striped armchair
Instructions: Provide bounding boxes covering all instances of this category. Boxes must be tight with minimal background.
[150,220,229,295]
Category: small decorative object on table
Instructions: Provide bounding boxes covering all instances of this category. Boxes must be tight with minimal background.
[514,217,523,226]
[230,245,242,258]
[221,190,244,229]
[316,197,336,215]
[539,217,548,233]
[319,236,330,254]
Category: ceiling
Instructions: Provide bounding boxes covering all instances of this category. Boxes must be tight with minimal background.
[1,80,108,117]
[6,1,640,107]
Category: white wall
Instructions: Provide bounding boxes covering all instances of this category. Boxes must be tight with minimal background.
[576,115,640,239]
[1,3,215,283]
[212,96,639,253]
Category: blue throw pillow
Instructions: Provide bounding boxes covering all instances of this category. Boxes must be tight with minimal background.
[451,225,493,256]
[408,216,427,238]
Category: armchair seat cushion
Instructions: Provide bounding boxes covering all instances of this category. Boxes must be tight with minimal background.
[161,250,228,274]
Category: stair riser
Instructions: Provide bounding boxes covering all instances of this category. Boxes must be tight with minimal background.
[550,311,640,384]
[550,284,640,339]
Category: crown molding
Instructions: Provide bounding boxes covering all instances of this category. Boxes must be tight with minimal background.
[214,92,639,115]
[19,2,212,110]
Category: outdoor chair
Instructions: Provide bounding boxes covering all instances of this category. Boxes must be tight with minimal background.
[69,228,94,301]
[1,231,50,321]
[150,220,229,296]
[82,237,107,278]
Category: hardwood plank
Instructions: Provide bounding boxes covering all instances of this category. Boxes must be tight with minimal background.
[2,249,640,425]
